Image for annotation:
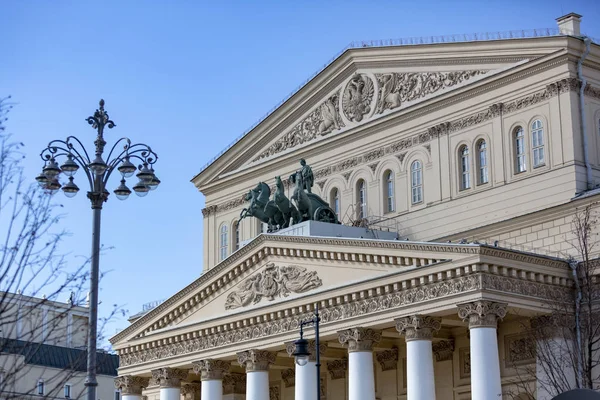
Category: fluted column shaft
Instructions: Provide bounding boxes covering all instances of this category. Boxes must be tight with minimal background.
[237,349,276,400]
[396,315,441,400]
[458,301,507,400]
[151,367,188,400]
[338,327,381,400]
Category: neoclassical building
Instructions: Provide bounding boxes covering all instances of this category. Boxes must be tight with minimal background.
[111,13,600,400]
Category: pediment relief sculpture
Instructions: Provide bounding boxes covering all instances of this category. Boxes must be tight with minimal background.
[224,263,323,310]
[253,69,488,162]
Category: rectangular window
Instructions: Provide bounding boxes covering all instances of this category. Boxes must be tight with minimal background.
[38,380,44,395]
[64,384,71,398]
[532,131,544,167]
[411,169,423,204]
[115,391,121,400]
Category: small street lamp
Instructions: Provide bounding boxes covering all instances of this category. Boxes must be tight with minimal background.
[292,303,321,400]
[37,99,159,400]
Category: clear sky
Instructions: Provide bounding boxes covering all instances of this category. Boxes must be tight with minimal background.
[1,0,599,342]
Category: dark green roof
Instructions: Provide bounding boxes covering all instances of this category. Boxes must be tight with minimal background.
[0,339,118,376]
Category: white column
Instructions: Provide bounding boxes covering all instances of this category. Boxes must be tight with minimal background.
[458,301,507,400]
[285,339,326,400]
[338,327,382,400]
[237,349,276,400]
[115,376,150,400]
[396,315,441,400]
[193,359,230,400]
[151,367,188,400]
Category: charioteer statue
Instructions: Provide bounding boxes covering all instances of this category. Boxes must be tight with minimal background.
[239,159,339,232]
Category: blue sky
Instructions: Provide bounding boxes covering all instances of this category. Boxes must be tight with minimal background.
[2,0,599,341]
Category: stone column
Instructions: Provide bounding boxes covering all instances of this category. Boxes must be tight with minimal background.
[395,315,441,400]
[237,349,276,400]
[285,340,327,400]
[193,359,230,400]
[338,327,381,400]
[458,301,507,400]
[223,372,246,400]
[181,383,201,400]
[151,367,188,400]
[115,376,150,400]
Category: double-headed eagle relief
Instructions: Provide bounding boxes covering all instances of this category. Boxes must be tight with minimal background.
[239,159,339,232]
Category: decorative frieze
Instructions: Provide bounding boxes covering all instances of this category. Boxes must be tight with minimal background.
[237,349,276,372]
[316,180,326,190]
[225,263,322,310]
[201,205,218,217]
[338,327,382,352]
[181,383,201,400]
[457,301,507,329]
[150,367,188,388]
[285,339,327,362]
[281,368,295,387]
[223,372,246,395]
[192,359,230,381]
[432,339,455,362]
[327,358,348,380]
[585,83,600,100]
[114,376,150,395]
[375,347,399,371]
[368,162,379,173]
[395,315,441,341]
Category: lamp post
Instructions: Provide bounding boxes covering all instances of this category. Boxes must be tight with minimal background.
[292,303,321,400]
[36,99,160,400]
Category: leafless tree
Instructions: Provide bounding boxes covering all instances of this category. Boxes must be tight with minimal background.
[0,97,120,399]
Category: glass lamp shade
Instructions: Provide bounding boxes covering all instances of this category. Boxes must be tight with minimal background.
[45,178,62,191]
[136,163,154,182]
[60,155,79,177]
[114,179,132,200]
[118,157,136,178]
[43,159,61,179]
[88,156,107,175]
[61,177,79,198]
[35,171,49,187]
[292,337,311,367]
[132,180,149,197]
[147,172,160,191]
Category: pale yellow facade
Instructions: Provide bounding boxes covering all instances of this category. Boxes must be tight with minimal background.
[111,13,600,400]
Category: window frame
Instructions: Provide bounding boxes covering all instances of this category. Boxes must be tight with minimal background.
[219,223,228,261]
[330,188,340,218]
[384,170,395,213]
[233,221,240,251]
[476,139,489,185]
[411,160,423,205]
[37,379,45,395]
[64,383,71,398]
[357,180,367,219]
[514,126,527,173]
[531,119,545,168]
[459,145,471,190]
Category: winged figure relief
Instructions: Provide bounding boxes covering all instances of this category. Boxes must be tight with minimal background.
[342,74,374,122]
[375,73,402,114]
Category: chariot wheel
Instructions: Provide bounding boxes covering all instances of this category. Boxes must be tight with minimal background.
[314,207,337,223]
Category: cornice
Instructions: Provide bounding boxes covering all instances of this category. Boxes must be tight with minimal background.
[117,264,572,368]
[111,236,568,345]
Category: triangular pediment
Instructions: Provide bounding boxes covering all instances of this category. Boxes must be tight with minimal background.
[192,39,569,190]
[110,235,567,347]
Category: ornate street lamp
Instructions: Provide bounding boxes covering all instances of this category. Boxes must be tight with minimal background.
[292,303,321,400]
[37,99,159,400]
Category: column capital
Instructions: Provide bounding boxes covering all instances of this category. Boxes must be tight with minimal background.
[432,339,455,362]
[150,367,188,388]
[236,349,276,372]
[457,301,507,329]
[222,372,246,395]
[337,327,382,352]
[181,383,201,400]
[114,375,150,395]
[326,358,348,380]
[192,359,230,380]
[395,315,441,341]
[285,339,327,362]
[375,347,399,371]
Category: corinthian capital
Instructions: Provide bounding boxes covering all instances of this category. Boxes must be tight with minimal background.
[237,349,276,372]
[192,359,230,381]
[457,301,507,329]
[337,327,382,352]
[181,383,201,400]
[150,367,188,388]
[395,315,441,341]
[115,376,150,395]
[223,372,246,395]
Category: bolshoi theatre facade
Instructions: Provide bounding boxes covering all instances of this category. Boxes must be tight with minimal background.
[111,13,600,400]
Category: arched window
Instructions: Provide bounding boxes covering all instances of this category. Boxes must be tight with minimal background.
[357,180,367,219]
[459,145,470,190]
[514,126,526,173]
[531,119,545,168]
[219,224,228,261]
[384,170,395,213]
[411,161,423,204]
[330,188,340,218]
[233,222,240,251]
[477,139,488,185]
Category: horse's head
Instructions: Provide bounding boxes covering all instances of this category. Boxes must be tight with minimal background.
[244,190,253,201]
